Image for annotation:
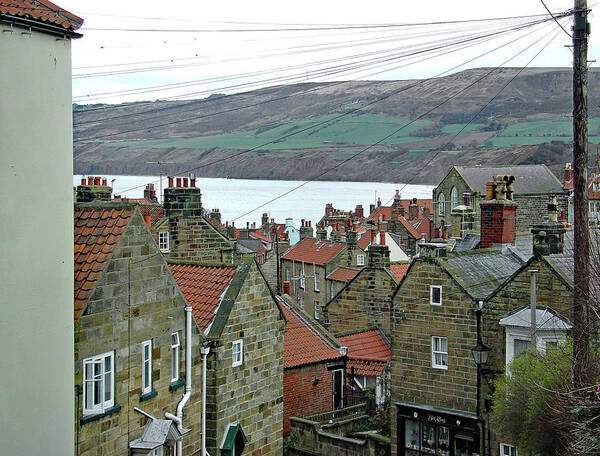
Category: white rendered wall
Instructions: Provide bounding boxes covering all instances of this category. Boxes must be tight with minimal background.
[0,26,74,454]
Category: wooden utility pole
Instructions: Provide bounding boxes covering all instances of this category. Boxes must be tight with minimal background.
[572,0,590,390]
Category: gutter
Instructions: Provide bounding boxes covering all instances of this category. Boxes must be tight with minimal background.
[0,14,83,38]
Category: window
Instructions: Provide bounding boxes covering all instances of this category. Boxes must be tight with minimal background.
[500,443,518,456]
[451,187,458,209]
[314,266,320,292]
[142,340,152,394]
[158,231,170,252]
[331,282,336,299]
[83,351,114,415]
[232,339,243,367]
[357,254,365,266]
[285,267,290,282]
[298,296,304,310]
[170,332,180,383]
[432,336,448,369]
[438,193,446,216]
[300,262,305,289]
[314,301,320,320]
[430,285,442,306]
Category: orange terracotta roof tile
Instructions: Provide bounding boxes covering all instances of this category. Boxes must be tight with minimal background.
[278,297,343,369]
[397,216,422,239]
[74,207,134,322]
[169,264,237,333]
[0,0,83,30]
[281,238,345,266]
[390,263,410,281]
[249,230,271,243]
[139,205,164,226]
[368,199,433,222]
[358,231,372,250]
[338,329,390,363]
[327,267,360,283]
[347,359,387,377]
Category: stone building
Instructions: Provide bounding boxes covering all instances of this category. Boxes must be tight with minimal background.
[390,192,574,456]
[433,164,568,238]
[74,204,203,456]
[323,244,397,340]
[170,256,285,456]
[281,236,365,320]
[277,295,347,437]
[154,176,236,263]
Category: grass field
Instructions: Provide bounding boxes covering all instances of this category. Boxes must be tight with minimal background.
[441,123,486,134]
[487,117,600,146]
[106,114,433,151]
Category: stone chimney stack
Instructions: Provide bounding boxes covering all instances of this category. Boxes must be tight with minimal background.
[316,225,327,241]
[530,196,566,255]
[261,212,269,228]
[209,208,222,225]
[76,176,112,203]
[143,184,158,203]
[299,220,313,240]
[164,175,202,217]
[331,227,342,243]
[408,198,419,220]
[480,175,517,248]
[392,189,401,208]
[366,244,390,269]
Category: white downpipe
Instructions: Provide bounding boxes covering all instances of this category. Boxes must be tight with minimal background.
[166,305,193,456]
[200,344,211,456]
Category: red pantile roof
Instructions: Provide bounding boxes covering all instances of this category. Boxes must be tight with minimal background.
[278,297,343,369]
[249,230,271,243]
[358,231,372,250]
[347,359,387,377]
[397,216,422,239]
[169,264,237,333]
[140,205,164,227]
[327,267,360,283]
[368,199,433,222]
[390,263,410,281]
[74,207,134,322]
[338,330,390,362]
[0,0,83,30]
[281,238,345,266]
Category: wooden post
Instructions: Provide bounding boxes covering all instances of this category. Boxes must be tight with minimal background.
[572,0,590,390]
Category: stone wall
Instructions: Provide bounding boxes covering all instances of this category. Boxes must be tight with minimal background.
[389,259,478,456]
[74,211,203,456]
[206,261,285,456]
[513,193,569,232]
[283,260,327,320]
[324,267,397,339]
[260,250,279,291]
[165,216,235,263]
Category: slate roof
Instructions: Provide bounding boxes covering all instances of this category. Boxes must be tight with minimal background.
[129,419,182,451]
[236,238,261,254]
[0,0,83,30]
[74,207,134,322]
[327,267,360,283]
[452,233,480,252]
[169,264,237,333]
[390,263,410,281]
[455,164,565,195]
[277,296,344,369]
[281,238,346,266]
[338,330,390,377]
[439,249,523,301]
[499,305,572,331]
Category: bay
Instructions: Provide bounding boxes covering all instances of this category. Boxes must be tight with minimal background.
[74,175,434,228]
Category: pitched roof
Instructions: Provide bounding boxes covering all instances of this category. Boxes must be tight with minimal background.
[338,329,390,362]
[281,238,346,266]
[368,199,433,222]
[74,207,135,322]
[390,263,410,281]
[397,216,422,239]
[358,231,372,250]
[327,267,360,283]
[140,205,164,227]
[0,0,83,30]
[455,164,565,195]
[499,306,572,331]
[169,264,237,333]
[439,250,523,301]
[249,230,271,243]
[277,296,344,369]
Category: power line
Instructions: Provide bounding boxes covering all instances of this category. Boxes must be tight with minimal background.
[540,0,573,37]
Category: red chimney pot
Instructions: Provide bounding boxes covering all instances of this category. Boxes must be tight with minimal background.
[168,176,174,187]
[81,178,86,185]
[102,178,107,186]
[94,177,101,186]
[176,177,182,187]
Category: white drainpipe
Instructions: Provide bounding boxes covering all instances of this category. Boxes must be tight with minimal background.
[200,344,211,456]
[166,305,193,456]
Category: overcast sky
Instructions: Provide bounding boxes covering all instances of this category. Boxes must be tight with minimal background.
[59,0,597,104]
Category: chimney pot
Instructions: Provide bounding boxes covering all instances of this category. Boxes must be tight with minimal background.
[283,281,291,295]
[176,177,182,187]
[81,178,86,185]
[94,177,101,186]
[87,176,93,185]
[380,231,386,245]
[168,176,174,188]
[183,178,188,187]
[102,178,107,186]
[142,215,152,228]
[190,177,196,187]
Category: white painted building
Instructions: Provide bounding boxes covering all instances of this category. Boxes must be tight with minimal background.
[0,2,83,454]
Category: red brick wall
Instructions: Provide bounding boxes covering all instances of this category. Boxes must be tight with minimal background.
[284,363,337,437]
[480,202,517,247]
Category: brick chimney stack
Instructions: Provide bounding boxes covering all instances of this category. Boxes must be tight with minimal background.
[366,244,390,269]
[480,175,517,248]
[76,176,112,202]
[164,175,202,217]
[355,205,364,218]
[143,184,158,203]
[408,198,419,220]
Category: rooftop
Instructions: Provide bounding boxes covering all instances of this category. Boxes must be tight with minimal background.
[327,267,360,283]
[281,237,346,266]
[338,329,390,377]
[390,263,410,281]
[0,0,83,31]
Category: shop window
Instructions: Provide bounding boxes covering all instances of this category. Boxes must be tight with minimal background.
[404,420,450,456]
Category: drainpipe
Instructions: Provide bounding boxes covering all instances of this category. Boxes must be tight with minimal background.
[201,344,211,456]
[166,305,193,456]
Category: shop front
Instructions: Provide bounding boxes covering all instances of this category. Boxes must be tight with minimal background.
[396,401,481,456]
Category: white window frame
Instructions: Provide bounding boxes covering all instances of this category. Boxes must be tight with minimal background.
[356,254,365,266]
[314,301,320,320]
[451,187,458,209]
[298,295,304,310]
[170,332,180,383]
[438,193,446,216]
[431,336,448,370]
[158,231,170,252]
[430,285,442,306]
[331,282,336,299]
[504,327,565,373]
[300,262,305,289]
[285,267,290,282]
[83,351,114,415]
[142,340,152,395]
[232,339,243,367]
[500,443,518,456]
[314,265,320,292]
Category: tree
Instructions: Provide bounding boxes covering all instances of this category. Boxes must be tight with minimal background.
[491,340,600,456]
